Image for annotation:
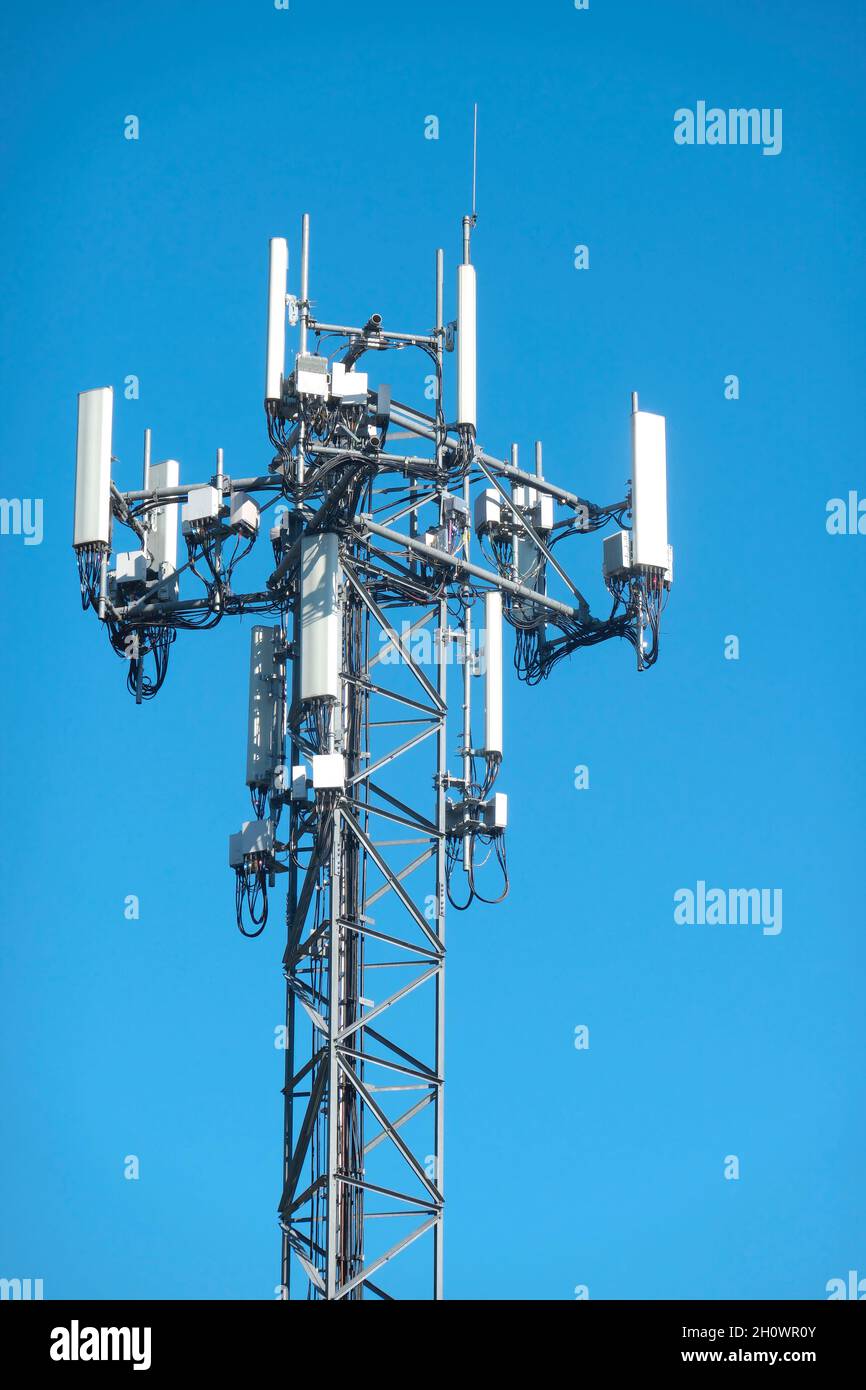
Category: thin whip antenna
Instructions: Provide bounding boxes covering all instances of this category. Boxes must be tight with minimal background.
[471,103,478,222]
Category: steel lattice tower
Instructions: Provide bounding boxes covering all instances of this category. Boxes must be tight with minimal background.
[72,198,672,1300]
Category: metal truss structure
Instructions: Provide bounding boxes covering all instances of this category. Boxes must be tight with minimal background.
[72,200,672,1299]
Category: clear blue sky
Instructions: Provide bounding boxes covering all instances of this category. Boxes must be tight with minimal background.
[1,0,864,1300]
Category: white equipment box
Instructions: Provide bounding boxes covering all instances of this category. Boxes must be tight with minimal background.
[602,530,631,579]
[330,360,368,403]
[182,485,221,528]
[312,753,345,790]
[229,819,274,869]
[294,353,329,398]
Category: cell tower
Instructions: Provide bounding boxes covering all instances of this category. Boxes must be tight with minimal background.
[72,183,672,1299]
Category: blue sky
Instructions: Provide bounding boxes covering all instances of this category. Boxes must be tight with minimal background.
[1,0,864,1300]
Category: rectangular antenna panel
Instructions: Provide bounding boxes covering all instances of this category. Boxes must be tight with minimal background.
[512,525,546,630]
[631,410,668,570]
[73,387,113,548]
[484,589,503,756]
[246,625,284,790]
[300,533,341,702]
[513,528,543,590]
[265,237,288,403]
[146,459,180,580]
[457,263,477,429]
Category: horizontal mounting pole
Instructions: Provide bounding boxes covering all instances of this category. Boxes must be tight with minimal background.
[308,319,437,348]
[119,475,284,505]
[389,402,595,513]
[352,516,581,621]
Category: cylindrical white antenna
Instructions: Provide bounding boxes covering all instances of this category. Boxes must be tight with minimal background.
[143,427,151,491]
[535,440,543,477]
[265,237,289,403]
[457,261,477,430]
[484,589,503,756]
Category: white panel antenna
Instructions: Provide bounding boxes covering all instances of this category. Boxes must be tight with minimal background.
[300,533,341,702]
[630,406,668,570]
[511,479,546,624]
[146,459,180,583]
[265,237,289,403]
[73,387,113,548]
[457,263,477,429]
[484,589,503,756]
